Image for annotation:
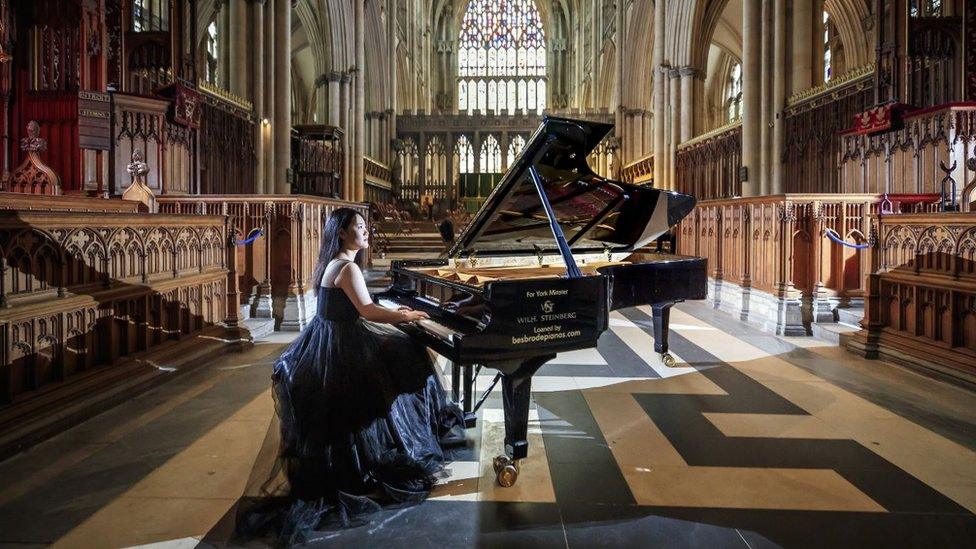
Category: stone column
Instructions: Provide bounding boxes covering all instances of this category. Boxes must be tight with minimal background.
[354,0,366,202]
[252,0,265,194]
[230,0,248,97]
[327,72,341,126]
[340,73,351,199]
[273,0,291,194]
[772,0,786,194]
[614,0,625,147]
[644,112,653,158]
[742,0,761,197]
[760,0,771,195]
[387,0,398,166]
[679,67,695,143]
[652,0,666,189]
[385,109,396,165]
[791,0,814,94]
[219,2,230,88]
[315,75,328,123]
[371,113,380,158]
[812,0,825,86]
[263,0,274,194]
[669,69,680,188]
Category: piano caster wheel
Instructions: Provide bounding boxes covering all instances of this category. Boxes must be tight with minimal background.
[494,456,520,487]
[661,353,676,367]
[492,454,511,474]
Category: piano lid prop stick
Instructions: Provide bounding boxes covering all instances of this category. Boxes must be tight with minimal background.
[528,165,583,278]
[473,372,503,413]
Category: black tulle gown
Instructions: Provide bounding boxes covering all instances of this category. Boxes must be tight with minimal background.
[238,283,465,545]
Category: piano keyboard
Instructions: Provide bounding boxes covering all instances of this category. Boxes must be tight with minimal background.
[377,298,459,341]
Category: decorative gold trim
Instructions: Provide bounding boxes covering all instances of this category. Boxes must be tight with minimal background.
[786,63,875,107]
[199,81,253,111]
[678,120,742,150]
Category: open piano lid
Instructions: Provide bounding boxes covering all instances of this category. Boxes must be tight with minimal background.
[450,116,696,258]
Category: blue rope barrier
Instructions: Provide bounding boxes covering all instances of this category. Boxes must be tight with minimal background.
[824,228,870,250]
[234,228,264,246]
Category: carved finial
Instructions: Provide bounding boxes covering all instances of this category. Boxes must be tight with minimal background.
[11,121,60,195]
[121,148,156,212]
[20,121,46,153]
[127,149,150,182]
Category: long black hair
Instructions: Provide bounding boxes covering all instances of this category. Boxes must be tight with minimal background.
[311,207,366,294]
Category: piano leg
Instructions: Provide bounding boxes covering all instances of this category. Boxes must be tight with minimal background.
[461,364,476,428]
[451,361,461,404]
[495,354,553,487]
[451,362,477,428]
[651,301,677,367]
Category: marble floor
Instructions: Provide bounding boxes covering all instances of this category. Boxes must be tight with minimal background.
[0,302,974,548]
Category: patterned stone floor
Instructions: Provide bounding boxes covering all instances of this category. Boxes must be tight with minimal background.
[0,301,973,548]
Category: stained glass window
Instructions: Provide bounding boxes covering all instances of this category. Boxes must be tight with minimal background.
[205,22,219,86]
[823,11,832,83]
[480,135,502,173]
[726,62,742,123]
[507,135,527,167]
[457,0,547,116]
[132,0,168,32]
[910,0,942,17]
[456,136,475,174]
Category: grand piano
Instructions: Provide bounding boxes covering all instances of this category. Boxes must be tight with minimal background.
[376,116,706,487]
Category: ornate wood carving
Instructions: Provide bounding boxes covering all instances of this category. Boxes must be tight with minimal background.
[9,121,61,195]
[853,212,976,380]
[0,208,230,405]
[908,16,963,107]
[784,68,874,194]
[675,194,941,315]
[198,100,255,195]
[674,122,742,200]
[292,125,343,198]
[620,154,654,185]
[840,104,976,196]
[158,196,369,316]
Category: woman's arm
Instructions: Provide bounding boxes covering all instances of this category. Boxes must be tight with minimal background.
[335,262,429,323]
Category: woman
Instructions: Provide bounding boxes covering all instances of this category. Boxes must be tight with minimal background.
[241,207,465,544]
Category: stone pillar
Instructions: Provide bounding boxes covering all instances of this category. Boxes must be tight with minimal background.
[812,0,825,86]
[340,73,351,199]
[760,0,771,195]
[263,0,275,194]
[252,0,265,194]
[229,0,248,97]
[679,67,695,143]
[643,111,653,158]
[327,72,341,126]
[385,109,396,165]
[315,75,328,123]
[219,2,230,88]
[791,0,814,94]
[742,0,761,197]
[772,0,786,194]
[387,0,398,166]
[273,0,292,194]
[669,71,681,187]
[652,0,666,189]
[354,0,366,202]
[614,0,625,148]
